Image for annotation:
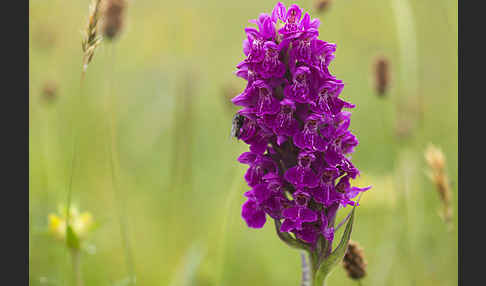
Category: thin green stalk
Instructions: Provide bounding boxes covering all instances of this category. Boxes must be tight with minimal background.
[394,150,419,284]
[71,249,84,286]
[106,43,136,284]
[64,1,103,282]
[64,69,86,282]
[166,75,183,249]
[41,106,51,217]
[390,0,420,280]
[391,0,420,137]
[214,170,242,285]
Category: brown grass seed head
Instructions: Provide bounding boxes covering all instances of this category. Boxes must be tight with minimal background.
[373,55,391,97]
[41,80,59,104]
[102,0,126,40]
[343,240,367,280]
[315,0,333,13]
[82,0,103,71]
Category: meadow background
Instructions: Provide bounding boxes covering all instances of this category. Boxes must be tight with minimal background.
[29,0,458,285]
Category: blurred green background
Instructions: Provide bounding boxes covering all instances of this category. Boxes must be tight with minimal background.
[29,0,457,285]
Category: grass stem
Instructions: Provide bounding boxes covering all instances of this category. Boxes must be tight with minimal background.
[106,43,136,285]
[71,249,84,286]
[64,65,87,275]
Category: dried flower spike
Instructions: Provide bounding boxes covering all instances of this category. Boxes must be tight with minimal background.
[372,55,390,97]
[342,240,367,280]
[425,144,453,227]
[101,0,126,40]
[82,0,103,72]
[315,0,333,13]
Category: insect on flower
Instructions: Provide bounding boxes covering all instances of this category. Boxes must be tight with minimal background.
[231,113,245,139]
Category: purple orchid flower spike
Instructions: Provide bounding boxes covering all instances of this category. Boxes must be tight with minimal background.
[232,3,371,284]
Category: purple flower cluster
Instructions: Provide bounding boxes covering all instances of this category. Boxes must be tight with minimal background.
[233,3,370,248]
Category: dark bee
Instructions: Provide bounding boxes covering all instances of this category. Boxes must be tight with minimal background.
[231,113,245,139]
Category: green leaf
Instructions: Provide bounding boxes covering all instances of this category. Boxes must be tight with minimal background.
[314,206,356,286]
[66,225,80,250]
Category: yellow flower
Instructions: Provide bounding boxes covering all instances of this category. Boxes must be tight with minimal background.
[48,205,94,243]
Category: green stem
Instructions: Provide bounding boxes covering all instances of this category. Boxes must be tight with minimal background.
[317,278,326,286]
[213,170,241,285]
[106,43,136,285]
[65,66,86,251]
[314,272,327,286]
[71,249,84,286]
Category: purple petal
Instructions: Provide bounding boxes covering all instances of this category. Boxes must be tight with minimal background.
[253,184,270,203]
[280,219,295,232]
[284,166,300,186]
[299,208,317,222]
[347,185,372,199]
[242,200,266,228]
[271,2,286,22]
[323,227,334,242]
[282,206,300,221]
[302,169,319,188]
[296,226,319,244]
[238,152,258,165]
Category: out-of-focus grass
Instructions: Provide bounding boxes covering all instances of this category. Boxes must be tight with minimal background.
[29,0,457,285]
